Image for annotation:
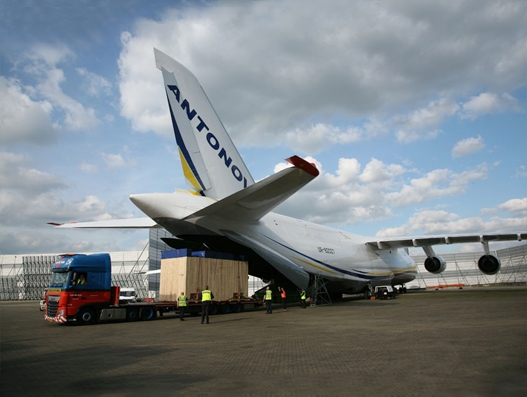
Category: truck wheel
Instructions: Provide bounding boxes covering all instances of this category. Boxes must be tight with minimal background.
[77,307,95,325]
[126,308,139,321]
[140,306,155,320]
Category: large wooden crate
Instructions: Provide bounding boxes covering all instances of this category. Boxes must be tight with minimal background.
[159,255,249,302]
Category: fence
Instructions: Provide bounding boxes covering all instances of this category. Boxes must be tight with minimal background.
[1,244,525,300]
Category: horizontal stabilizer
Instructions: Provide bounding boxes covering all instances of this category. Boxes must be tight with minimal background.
[48,217,157,229]
[186,156,319,222]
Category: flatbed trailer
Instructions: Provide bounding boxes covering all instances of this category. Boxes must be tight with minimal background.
[154,298,261,318]
[44,253,261,325]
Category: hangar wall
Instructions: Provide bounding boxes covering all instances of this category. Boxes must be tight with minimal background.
[0,250,149,300]
[409,243,527,288]
[1,242,525,301]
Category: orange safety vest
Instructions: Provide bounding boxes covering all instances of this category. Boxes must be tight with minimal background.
[280,289,286,299]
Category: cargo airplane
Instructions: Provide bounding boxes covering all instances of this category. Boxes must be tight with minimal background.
[51,49,526,297]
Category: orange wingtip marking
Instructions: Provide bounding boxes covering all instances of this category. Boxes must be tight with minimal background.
[286,155,319,177]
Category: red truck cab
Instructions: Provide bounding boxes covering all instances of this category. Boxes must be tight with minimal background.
[45,253,114,324]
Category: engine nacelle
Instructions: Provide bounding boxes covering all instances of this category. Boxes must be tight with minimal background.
[477,254,501,275]
[424,256,447,274]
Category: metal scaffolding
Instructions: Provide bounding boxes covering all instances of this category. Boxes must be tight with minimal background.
[0,251,150,301]
[410,244,527,288]
[1,243,526,301]
[309,274,332,307]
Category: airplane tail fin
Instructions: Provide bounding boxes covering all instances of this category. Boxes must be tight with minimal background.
[154,48,254,200]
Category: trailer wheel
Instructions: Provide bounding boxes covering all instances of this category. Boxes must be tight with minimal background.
[210,304,218,315]
[230,303,242,313]
[140,306,155,321]
[126,308,139,322]
[77,307,95,325]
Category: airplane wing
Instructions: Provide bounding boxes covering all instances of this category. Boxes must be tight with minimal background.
[48,217,158,229]
[365,233,526,250]
[366,232,526,276]
[185,156,319,222]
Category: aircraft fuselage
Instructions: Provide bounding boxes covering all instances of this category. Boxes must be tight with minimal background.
[131,192,417,293]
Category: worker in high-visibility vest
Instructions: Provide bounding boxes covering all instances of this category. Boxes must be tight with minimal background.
[200,285,214,324]
[278,286,287,311]
[300,289,307,309]
[177,292,187,321]
[264,286,273,314]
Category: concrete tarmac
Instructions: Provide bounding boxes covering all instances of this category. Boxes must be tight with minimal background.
[1,287,526,397]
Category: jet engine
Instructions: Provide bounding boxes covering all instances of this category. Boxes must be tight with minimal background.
[424,256,446,274]
[477,254,501,275]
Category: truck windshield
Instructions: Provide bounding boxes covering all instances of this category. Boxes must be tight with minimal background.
[50,271,69,287]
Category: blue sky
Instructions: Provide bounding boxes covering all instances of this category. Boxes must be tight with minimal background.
[1,0,526,255]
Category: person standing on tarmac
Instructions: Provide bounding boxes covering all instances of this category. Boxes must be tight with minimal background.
[200,286,214,324]
[300,289,307,309]
[278,286,287,311]
[178,292,187,321]
[264,286,273,314]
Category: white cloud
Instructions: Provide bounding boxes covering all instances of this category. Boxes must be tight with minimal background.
[376,208,526,238]
[101,152,135,168]
[276,157,402,225]
[452,136,485,158]
[0,151,121,230]
[498,198,527,215]
[80,161,98,173]
[359,158,405,184]
[118,31,169,135]
[394,98,459,144]
[460,92,520,119]
[385,164,488,208]
[0,77,58,145]
[117,0,526,147]
[2,0,525,255]
[17,45,100,133]
[76,68,112,97]
[0,152,66,193]
[515,166,527,178]
[285,123,364,154]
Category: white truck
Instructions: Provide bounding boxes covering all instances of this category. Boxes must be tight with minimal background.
[118,287,137,304]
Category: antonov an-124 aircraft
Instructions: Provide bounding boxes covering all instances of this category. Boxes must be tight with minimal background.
[51,49,526,297]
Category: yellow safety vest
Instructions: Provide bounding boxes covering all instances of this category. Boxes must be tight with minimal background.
[265,290,272,300]
[178,295,187,306]
[300,291,306,300]
[202,290,212,301]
